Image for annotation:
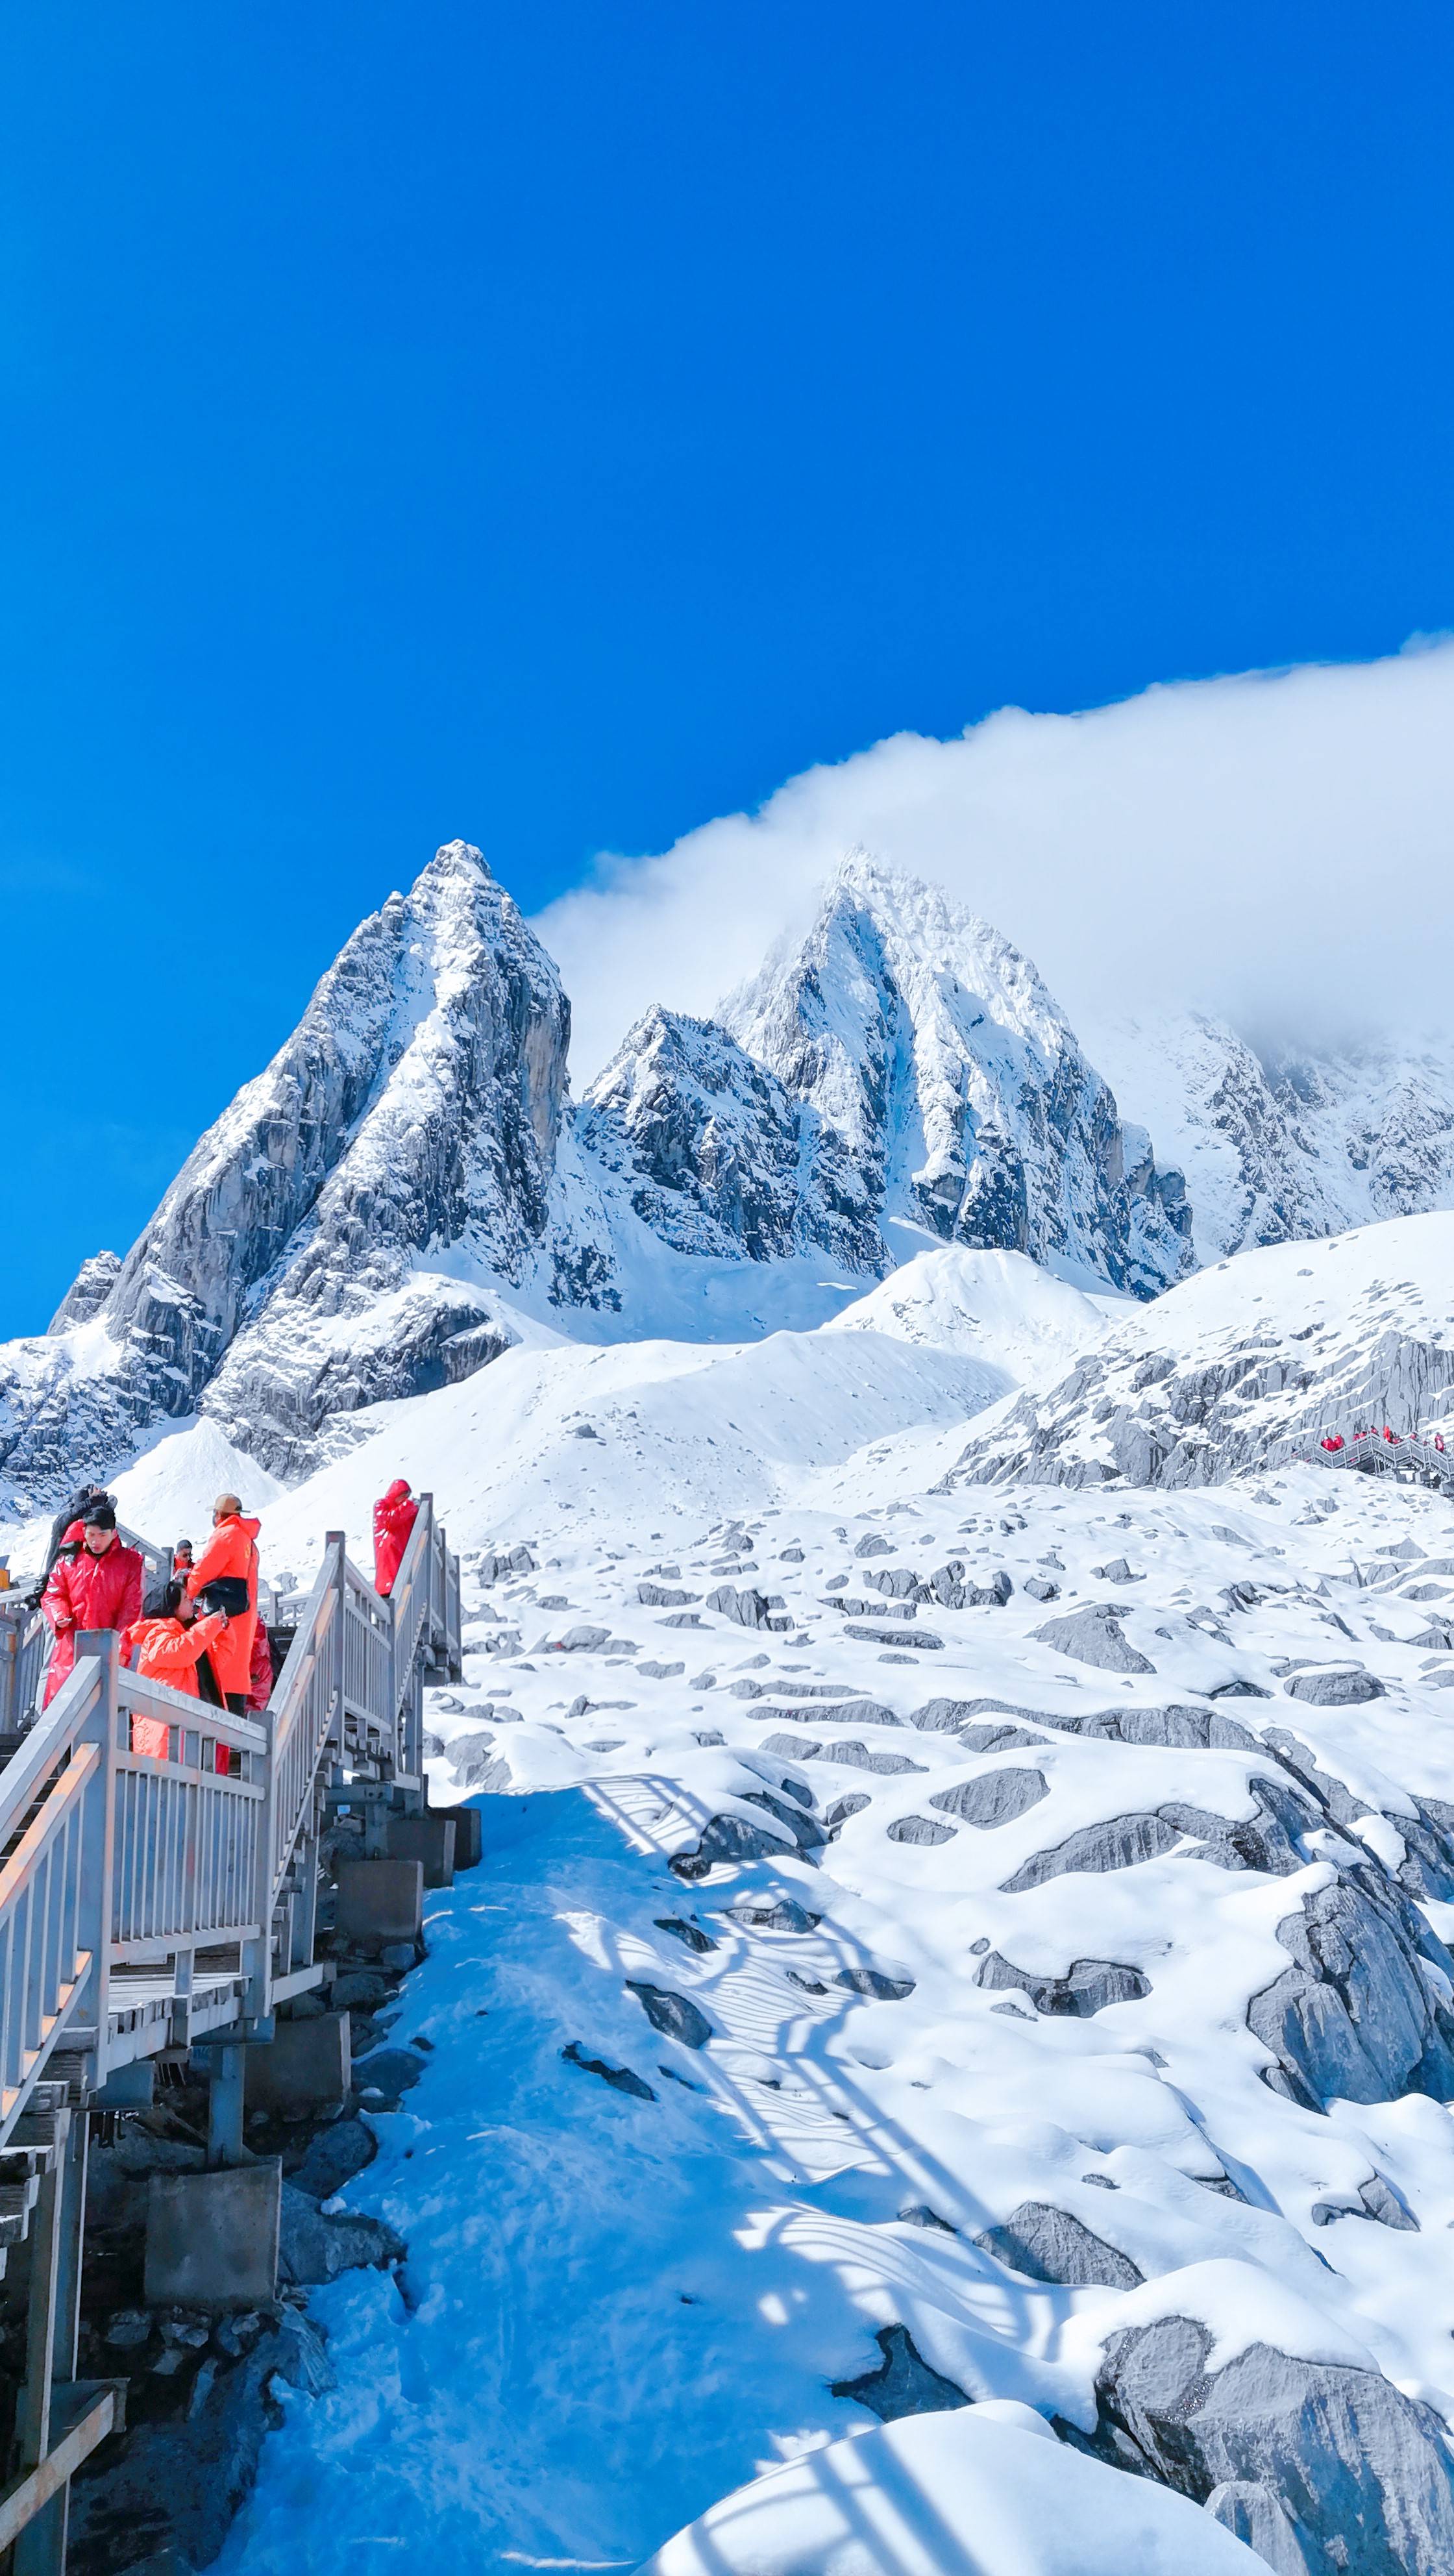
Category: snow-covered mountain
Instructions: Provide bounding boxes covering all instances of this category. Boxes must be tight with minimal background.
[6,832,1454,1514]
[0,845,1194,1508]
[1090,1011,1454,1267]
[722,854,1192,1295]
[0,842,570,1492]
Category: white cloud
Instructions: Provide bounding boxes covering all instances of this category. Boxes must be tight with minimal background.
[534,642,1454,1084]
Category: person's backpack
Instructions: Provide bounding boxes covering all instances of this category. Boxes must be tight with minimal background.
[197,1575,251,1617]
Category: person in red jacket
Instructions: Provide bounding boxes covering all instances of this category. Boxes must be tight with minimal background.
[124,1587,230,1754]
[247,1613,275,1713]
[40,1504,144,1709]
[184,1494,261,1715]
[373,1478,419,1598]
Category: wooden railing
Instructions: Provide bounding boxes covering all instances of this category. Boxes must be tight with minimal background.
[0,1498,462,2143]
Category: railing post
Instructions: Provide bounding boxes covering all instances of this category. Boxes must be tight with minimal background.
[327,1534,347,1736]
[72,1637,119,2090]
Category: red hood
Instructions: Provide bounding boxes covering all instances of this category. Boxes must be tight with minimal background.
[381,1480,412,1505]
[218,1515,262,1539]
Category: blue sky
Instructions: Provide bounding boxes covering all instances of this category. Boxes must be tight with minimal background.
[3,3,1453,1333]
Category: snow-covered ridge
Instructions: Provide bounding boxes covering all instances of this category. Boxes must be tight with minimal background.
[5,834,1453,1513]
[946,1211,1454,1489]
[0,845,1189,1509]
[1090,1009,1454,1267]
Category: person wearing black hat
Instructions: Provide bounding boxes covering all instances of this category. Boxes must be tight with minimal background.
[40,1503,143,1708]
[41,1483,115,1584]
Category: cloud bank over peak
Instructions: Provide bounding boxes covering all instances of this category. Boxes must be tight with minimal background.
[535,641,1454,1083]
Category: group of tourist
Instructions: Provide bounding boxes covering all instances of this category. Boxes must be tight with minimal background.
[34,1474,421,1722]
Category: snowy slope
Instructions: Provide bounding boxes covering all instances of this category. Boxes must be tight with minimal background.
[1090,1011,1454,1266]
[946,1209,1454,1489]
[216,1280,1454,2576]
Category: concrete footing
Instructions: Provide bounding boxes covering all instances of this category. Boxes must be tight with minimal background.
[450,1807,483,1872]
[386,1812,456,1889]
[334,1857,423,1953]
[143,2162,281,2311]
[245,2012,351,2120]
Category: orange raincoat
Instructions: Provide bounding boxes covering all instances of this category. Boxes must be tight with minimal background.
[123,1611,228,1758]
[184,1515,260,1697]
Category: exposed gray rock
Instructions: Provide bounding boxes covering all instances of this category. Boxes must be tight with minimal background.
[906,1698,988,1733]
[959,1723,1048,1752]
[727,1898,820,1933]
[625,1983,713,2050]
[653,1915,718,1954]
[866,1566,922,1600]
[352,2047,427,2105]
[1248,1876,1454,2109]
[1023,1576,1060,1603]
[706,1585,773,1629]
[636,1583,696,1607]
[820,1740,926,1776]
[1283,1665,1386,1707]
[1092,1558,1142,1583]
[278,2184,404,2285]
[836,1966,916,2000]
[844,1623,944,1650]
[755,1699,900,1727]
[1033,1604,1155,1674]
[1312,2175,1418,2231]
[1004,1784,1317,1890]
[976,1952,1151,2016]
[760,1732,822,1761]
[1079,2314,1454,2576]
[854,1534,894,1558]
[69,2310,333,2573]
[48,1247,121,1333]
[929,1767,1048,1829]
[830,2323,968,2420]
[444,1729,499,1783]
[887,1815,957,1846]
[671,1789,824,1878]
[286,2115,377,2201]
[1002,1812,1182,1890]
[743,1787,824,1846]
[1204,2479,1318,2576]
[974,2201,1144,2291]
[1398,1794,1454,1905]
[824,1794,871,1831]
[1036,1703,1258,1753]
[560,2042,657,2101]
[965,1570,1014,1607]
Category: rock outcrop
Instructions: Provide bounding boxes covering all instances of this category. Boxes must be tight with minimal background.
[945,1211,1454,1489]
[1076,2314,1454,2576]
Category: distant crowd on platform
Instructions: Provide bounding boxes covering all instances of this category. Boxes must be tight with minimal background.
[32,1474,421,1722]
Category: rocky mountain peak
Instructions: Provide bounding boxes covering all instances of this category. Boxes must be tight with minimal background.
[0,841,571,1496]
[722,850,1192,1296]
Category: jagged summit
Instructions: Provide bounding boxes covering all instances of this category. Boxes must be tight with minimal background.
[0,841,569,1492]
[722,850,1192,1294]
